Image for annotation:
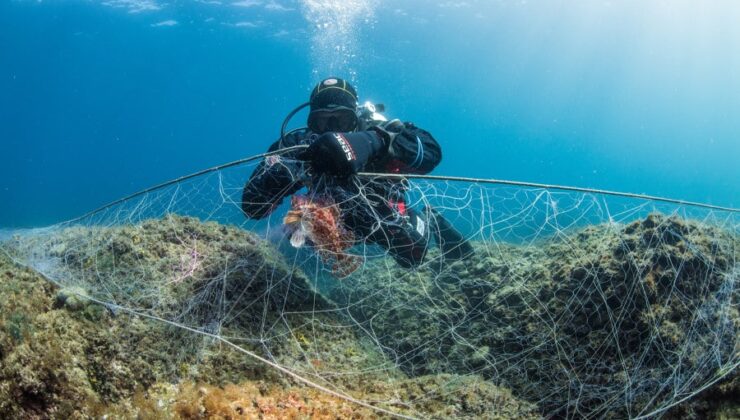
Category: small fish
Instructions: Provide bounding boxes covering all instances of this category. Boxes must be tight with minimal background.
[283,194,363,278]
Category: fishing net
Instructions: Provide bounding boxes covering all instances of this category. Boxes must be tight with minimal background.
[2,148,737,419]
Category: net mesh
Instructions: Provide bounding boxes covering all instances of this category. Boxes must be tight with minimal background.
[2,150,737,419]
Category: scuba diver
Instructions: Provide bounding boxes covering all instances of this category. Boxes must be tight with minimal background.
[241,77,473,269]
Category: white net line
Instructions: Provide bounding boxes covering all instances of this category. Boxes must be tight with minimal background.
[2,151,737,418]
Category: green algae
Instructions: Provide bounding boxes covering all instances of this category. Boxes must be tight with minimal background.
[328,212,739,417]
[0,216,536,419]
[0,212,735,418]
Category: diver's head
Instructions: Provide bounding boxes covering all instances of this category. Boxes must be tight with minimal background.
[307,77,358,134]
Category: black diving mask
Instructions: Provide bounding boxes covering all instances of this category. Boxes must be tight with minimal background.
[307,107,358,134]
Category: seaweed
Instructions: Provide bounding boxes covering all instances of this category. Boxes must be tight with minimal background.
[329,213,738,417]
[0,216,537,419]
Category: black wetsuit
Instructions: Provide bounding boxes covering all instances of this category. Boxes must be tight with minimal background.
[242,123,442,268]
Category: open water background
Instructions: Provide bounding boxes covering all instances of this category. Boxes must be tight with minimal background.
[2,0,739,227]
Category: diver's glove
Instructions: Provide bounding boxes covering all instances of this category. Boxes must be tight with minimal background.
[371,119,406,148]
[300,131,385,176]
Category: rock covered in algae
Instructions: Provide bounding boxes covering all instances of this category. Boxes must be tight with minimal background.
[167,374,538,420]
[328,212,738,417]
[664,372,740,419]
[0,215,537,419]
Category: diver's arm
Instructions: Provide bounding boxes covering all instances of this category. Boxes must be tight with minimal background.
[373,121,442,174]
[298,131,385,176]
[298,123,442,177]
[241,134,306,220]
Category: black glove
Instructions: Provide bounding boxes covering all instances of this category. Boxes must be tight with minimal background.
[373,119,419,157]
[300,131,386,176]
[371,119,405,145]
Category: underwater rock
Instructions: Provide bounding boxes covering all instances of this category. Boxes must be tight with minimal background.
[0,216,538,419]
[12,215,335,332]
[328,212,738,417]
[665,372,740,419]
[3,212,734,418]
[168,374,539,420]
[54,286,91,312]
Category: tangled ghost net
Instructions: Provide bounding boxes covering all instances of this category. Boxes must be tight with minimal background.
[2,148,737,419]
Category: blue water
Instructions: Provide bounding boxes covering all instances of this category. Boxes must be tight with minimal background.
[2,0,738,228]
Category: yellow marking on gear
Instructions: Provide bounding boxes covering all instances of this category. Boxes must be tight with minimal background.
[316,80,357,100]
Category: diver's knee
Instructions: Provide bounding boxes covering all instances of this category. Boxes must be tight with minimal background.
[425,206,475,261]
[390,240,428,268]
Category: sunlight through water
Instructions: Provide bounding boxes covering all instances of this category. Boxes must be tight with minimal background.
[301,0,377,83]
